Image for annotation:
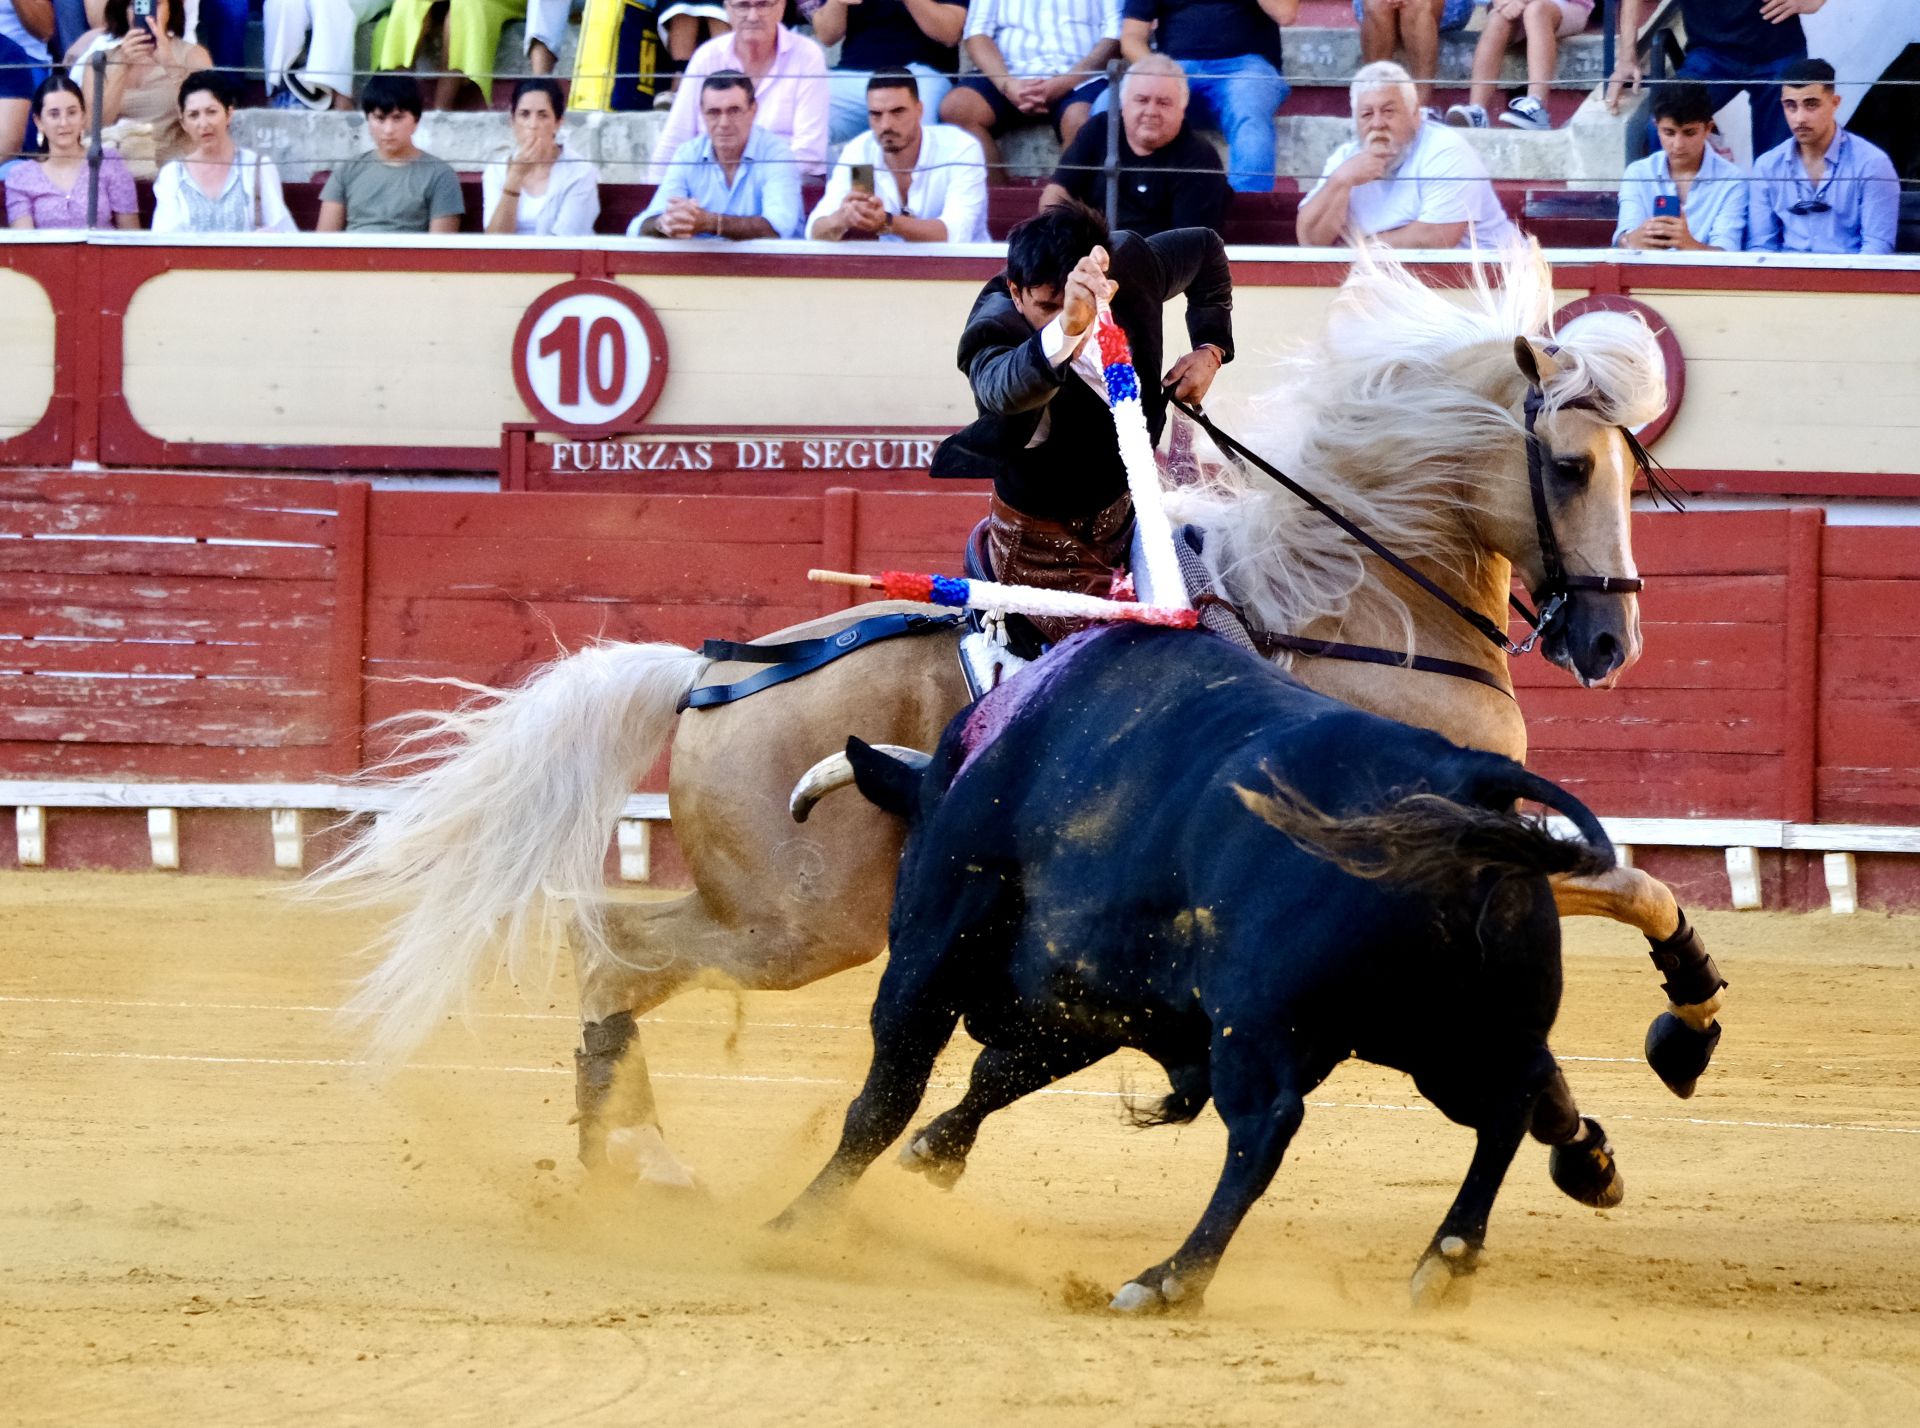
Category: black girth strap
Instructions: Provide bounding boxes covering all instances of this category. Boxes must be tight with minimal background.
[1258,632,1514,697]
[681,611,963,711]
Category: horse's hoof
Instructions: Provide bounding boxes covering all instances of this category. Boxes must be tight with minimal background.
[1109,1267,1197,1314]
[605,1125,700,1191]
[898,1134,966,1190]
[1549,1117,1626,1208]
[1646,1012,1722,1099]
[1409,1235,1478,1311]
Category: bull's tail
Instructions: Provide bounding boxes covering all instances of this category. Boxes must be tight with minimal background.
[1235,755,1614,899]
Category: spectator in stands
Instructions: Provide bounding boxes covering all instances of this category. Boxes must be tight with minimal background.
[660,3,731,93]
[264,0,397,109]
[802,0,964,144]
[1614,79,1745,251]
[648,0,829,179]
[940,0,1120,169]
[482,77,601,235]
[1608,0,1827,161]
[377,0,548,110]
[1,0,55,84]
[807,66,988,242]
[1447,0,1593,131]
[151,69,299,232]
[633,69,802,238]
[1747,58,1898,256]
[1041,54,1227,237]
[1,4,52,158]
[1297,59,1516,248]
[191,0,250,72]
[0,30,33,160]
[523,0,574,76]
[6,73,139,227]
[1119,0,1295,194]
[1356,0,1475,111]
[316,74,466,233]
[66,0,212,163]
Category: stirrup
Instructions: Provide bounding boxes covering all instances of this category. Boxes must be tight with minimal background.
[959,614,1027,699]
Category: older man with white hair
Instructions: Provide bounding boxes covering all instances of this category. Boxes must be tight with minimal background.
[1040,54,1229,236]
[1296,60,1515,249]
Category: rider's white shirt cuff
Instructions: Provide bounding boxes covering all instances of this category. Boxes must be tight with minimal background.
[1040,313,1094,369]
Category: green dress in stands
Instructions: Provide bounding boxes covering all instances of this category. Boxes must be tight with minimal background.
[374,0,529,98]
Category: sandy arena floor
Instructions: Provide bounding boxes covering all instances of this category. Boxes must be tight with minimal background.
[3,872,1919,1426]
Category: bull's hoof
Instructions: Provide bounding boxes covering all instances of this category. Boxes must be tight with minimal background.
[1409,1235,1479,1311]
[898,1133,967,1190]
[1549,1117,1625,1208]
[1109,1268,1199,1314]
[1646,1012,1722,1099]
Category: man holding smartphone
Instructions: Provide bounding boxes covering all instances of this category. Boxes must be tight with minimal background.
[807,68,989,243]
[1613,79,1747,252]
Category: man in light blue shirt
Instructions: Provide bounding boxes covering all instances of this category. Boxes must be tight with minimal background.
[1614,80,1745,252]
[632,71,804,240]
[1747,58,1899,257]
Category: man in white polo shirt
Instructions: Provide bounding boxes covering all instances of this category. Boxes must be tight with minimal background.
[1297,60,1516,249]
[808,68,991,243]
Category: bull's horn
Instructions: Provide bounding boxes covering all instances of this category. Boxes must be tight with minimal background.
[789,745,932,823]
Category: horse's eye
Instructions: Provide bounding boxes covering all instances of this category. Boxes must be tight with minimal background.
[1553,455,1594,486]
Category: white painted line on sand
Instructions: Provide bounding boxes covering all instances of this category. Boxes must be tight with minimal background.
[27,1049,1920,1138]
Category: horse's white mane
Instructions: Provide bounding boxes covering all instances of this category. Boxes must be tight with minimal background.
[1165,241,1666,645]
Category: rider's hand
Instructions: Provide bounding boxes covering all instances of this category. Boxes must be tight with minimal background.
[1163,346,1223,404]
[1060,246,1115,339]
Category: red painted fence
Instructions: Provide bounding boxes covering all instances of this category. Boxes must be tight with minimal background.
[4,473,1917,902]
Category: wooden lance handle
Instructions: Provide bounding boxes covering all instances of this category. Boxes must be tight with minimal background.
[807,569,879,588]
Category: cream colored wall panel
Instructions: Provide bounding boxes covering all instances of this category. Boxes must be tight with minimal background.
[122,270,571,447]
[0,268,57,439]
[1638,289,1920,364]
[622,274,982,426]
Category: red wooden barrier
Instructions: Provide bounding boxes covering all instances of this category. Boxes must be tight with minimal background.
[6,472,1920,903]
[0,470,366,781]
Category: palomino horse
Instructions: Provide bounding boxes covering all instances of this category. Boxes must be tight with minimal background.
[324,244,1718,1189]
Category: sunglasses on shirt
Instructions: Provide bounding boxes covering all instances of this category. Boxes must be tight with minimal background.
[1787,197,1833,216]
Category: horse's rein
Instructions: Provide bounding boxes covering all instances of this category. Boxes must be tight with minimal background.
[1167,386,1659,662]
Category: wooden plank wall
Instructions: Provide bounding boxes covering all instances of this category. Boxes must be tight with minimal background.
[0,471,366,781]
[1516,510,1804,820]
[5,474,1919,851]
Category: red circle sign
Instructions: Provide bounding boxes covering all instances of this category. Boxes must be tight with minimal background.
[512,280,669,435]
[1551,293,1685,448]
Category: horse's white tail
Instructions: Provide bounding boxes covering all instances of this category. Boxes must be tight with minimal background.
[316,640,709,1062]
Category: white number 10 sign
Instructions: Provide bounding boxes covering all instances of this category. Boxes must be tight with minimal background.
[512,280,670,434]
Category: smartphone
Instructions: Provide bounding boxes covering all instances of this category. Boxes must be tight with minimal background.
[849,163,874,196]
[131,0,156,19]
[1653,194,1681,219]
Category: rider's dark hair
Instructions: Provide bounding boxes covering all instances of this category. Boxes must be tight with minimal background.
[1007,199,1110,293]
[1650,80,1715,128]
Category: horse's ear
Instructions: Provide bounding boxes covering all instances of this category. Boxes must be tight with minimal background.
[1513,336,1563,387]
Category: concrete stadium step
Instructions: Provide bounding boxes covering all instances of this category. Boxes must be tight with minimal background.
[233,96,1630,188]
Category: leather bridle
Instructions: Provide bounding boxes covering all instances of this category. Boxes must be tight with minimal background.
[1167,380,1678,689]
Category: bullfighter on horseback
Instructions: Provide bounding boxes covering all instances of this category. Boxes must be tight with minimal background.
[930,199,1234,643]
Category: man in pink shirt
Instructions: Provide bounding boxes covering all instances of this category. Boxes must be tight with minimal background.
[647,0,831,181]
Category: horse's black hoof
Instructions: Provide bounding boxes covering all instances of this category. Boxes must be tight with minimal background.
[1549,1117,1625,1208]
[1646,1012,1721,1099]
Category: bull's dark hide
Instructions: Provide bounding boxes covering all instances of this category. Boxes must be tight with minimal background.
[785,624,1625,1310]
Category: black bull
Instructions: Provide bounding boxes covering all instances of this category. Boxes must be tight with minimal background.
[778,624,1637,1310]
